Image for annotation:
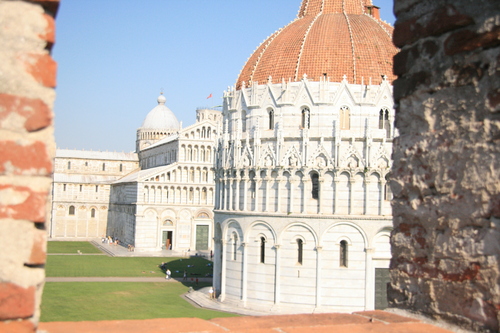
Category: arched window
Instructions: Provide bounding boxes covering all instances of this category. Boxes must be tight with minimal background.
[79,184,82,192]
[102,163,106,171]
[202,188,207,201]
[63,184,66,191]
[379,108,391,138]
[311,172,319,199]
[297,239,303,264]
[95,185,99,192]
[119,163,123,172]
[340,106,350,130]
[340,240,348,267]
[90,208,96,218]
[268,109,274,130]
[260,237,266,263]
[67,161,71,170]
[68,205,75,215]
[301,107,310,129]
[233,233,238,260]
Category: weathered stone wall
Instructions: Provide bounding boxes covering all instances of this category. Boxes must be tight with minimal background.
[389,0,500,332]
[0,0,58,331]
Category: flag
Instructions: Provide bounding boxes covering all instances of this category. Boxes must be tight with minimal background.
[206,93,213,99]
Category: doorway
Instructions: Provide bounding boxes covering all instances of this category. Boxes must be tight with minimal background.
[162,230,173,250]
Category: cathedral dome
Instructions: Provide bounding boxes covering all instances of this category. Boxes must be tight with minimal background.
[141,94,180,130]
[236,0,397,89]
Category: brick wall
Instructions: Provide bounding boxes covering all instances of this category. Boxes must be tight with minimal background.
[389,0,500,332]
[0,0,58,331]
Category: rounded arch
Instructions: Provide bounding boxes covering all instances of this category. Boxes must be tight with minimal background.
[277,221,319,246]
[244,220,278,244]
[195,208,212,219]
[319,221,368,248]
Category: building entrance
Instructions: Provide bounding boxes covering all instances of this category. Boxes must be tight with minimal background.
[162,230,173,250]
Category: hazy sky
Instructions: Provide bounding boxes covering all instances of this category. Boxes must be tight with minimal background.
[53,0,395,153]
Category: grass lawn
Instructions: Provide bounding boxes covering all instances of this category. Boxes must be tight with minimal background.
[46,255,213,278]
[47,241,102,254]
[40,282,237,322]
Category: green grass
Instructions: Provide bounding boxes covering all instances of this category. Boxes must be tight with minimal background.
[47,241,102,254]
[46,256,213,278]
[40,282,237,322]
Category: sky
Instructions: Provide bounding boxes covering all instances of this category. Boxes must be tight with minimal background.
[53,0,395,153]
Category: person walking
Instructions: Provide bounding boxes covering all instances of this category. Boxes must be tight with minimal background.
[183,270,187,281]
[166,269,171,280]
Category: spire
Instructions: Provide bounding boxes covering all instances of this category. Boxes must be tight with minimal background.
[298,0,373,17]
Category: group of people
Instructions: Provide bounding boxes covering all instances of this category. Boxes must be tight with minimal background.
[101,235,119,246]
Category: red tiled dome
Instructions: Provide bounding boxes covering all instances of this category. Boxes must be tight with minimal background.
[236,0,397,89]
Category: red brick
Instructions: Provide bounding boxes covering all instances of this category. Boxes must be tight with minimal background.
[23,54,57,88]
[0,141,52,176]
[394,5,473,48]
[0,320,35,333]
[28,229,46,265]
[39,13,55,47]
[0,185,47,223]
[444,25,500,56]
[0,93,52,132]
[0,284,35,320]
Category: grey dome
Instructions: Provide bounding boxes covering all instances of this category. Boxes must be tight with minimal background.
[140,94,180,130]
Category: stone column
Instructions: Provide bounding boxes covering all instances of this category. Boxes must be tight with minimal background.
[276,177,283,213]
[242,177,248,211]
[235,176,241,211]
[364,179,370,215]
[348,178,354,215]
[315,246,323,307]
[274,244,281,305]
[379,179,386,216]
[302,179,309,213]
[241,242,248,305]
[220,239,230,301]
[264,177,271,212]
[254,180,261,212]
[364,247,375,310]
[334,179,339,214]
[289,179,296,213]
[228,178,233,211]
[318,177,324,214]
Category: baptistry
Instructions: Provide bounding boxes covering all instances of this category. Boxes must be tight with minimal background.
[213,0,398,313]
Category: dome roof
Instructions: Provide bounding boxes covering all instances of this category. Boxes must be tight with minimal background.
[236,0,397,89]
[141,94,180,130]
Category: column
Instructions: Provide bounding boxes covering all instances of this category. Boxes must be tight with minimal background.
[318,178,324,214]
[254,180,261,212]
[220,239,229,301]
[228,178,233,211]
[276,177,282,213]
[364,247,375,310]
[315,246,323,307]
[334,180,339,214]
[379,180,386,216]
[289,179,296,213]
[348,178,354,215]
[242,177,248,211]
[274,244,281,305]
[241,242,248,305]
[235,176,241,211]
[264,177,270,212]
[301,179,309,213]
[364,179,370,215]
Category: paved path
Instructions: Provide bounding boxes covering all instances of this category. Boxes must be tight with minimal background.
[45,277,213,283]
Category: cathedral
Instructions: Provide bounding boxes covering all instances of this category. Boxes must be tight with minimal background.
[50,0,397,313]
[49,95,222,253]
[212,0,398,313]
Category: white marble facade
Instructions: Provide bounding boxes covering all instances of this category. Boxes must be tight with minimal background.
[212,76,394,312]
[50,99,222,253]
